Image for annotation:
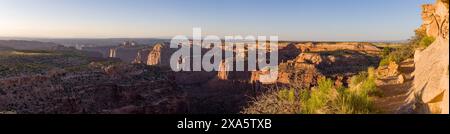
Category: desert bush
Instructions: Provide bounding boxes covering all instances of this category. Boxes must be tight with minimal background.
[378,28,435,67]
[243,68,379,114]
[391,46,414,63]
[333,67,378,114]
[278,88,296,103]
[378,58,390,67]
[418,36,435,48]
[241,88,303,114]
[301,77,335,114]
[349,67,381,96]
[301,68,377,114]
[334,89,372,114]
[378,45,414,67]
[410,28,427,46]
[381,47,393,58]
[349,72,368,87]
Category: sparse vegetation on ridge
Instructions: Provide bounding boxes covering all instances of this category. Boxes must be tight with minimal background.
[378,29,435,67]
[0,50,92,77]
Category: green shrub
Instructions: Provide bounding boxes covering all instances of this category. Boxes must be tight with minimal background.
[335,89,372,114]
[350,72,368,87]
[392,46,414,63]
[302,68,378,114]
[418,36,435,48]
[378,29,435,68]
[361,76,379,96]
[334,67,378,114]
[301,78,335,114]
[349,67,380,96]
[379,58,390,67]
[381,47,393,58]
[244,68,379,114]
[411,28,427,46]
[278,88,296,103]
[378,45,414,67]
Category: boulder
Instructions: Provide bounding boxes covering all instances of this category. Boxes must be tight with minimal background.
[295,53,323,65]
[388,62,399,76]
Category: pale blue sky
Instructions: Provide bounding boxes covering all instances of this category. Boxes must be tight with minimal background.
[0,0,433,41]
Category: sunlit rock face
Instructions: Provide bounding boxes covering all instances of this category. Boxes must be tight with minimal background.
[147,44,163,66]
[296,42,381,55]
[400,0,449,114]
[145,42,179,68]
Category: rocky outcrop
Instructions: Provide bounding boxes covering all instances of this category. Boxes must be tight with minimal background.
[296,42,380,55]
[132,49,151,64]
[377,62,400,77]
[109,48,117,58]
[145,42,181,68]
[82,41,154,64]
[217,59,230,80]
[277,47,379,89]
[420,1,449,39]
[295,53,323,65]
[147,44,163,65]
[400,0,449,114]
[278,61,322,89]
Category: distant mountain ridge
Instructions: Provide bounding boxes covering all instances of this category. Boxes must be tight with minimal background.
[0,40,64,50]
[0,37,169,47]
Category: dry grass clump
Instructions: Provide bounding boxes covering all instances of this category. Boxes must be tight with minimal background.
[241,88,303,114]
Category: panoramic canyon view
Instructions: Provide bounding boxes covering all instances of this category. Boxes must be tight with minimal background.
[0,0,448,114]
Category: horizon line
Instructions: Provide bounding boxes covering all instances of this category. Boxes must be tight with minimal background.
[0,36,409,43]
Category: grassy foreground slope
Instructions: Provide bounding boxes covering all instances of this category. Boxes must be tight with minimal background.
[242,67,379,114]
